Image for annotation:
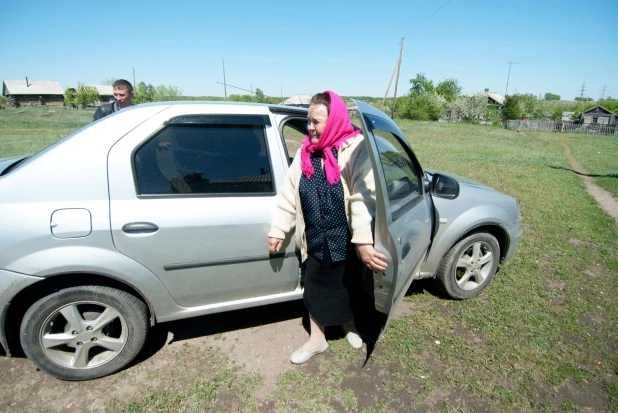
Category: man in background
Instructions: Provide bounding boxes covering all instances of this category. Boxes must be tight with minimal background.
[93,79,134,121]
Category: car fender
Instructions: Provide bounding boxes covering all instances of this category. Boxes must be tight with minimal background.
[4,246,181,321]
[420,204,511,277]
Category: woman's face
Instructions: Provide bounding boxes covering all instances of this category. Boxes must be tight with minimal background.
[307,104,328,144]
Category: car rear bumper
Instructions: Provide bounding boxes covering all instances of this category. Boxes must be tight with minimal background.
[0,270,43,356]
[503,218,523,262]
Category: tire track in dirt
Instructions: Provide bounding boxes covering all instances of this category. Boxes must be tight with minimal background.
[518,131,618,229]
[561,143,618,229]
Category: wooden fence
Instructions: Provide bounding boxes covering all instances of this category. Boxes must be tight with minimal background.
[506,120,617,136]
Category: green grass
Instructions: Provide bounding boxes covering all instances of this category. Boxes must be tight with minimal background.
[0,106,92,157]
[1,109,617,411]
[548,131,618,198]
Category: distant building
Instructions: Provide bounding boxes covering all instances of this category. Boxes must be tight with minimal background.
[279,94,311,107]
[579,106,616,125]
[2,79,64,107]
[68,84,114,106]
[482,88,505,106]
[562,112,575,122]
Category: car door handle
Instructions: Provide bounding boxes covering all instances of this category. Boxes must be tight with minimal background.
[401,242,411,260]
[122,222,159,234]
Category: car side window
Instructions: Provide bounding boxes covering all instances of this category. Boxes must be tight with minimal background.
[371,128,422,220]
[134,120,273,196]
[280,118,307,164]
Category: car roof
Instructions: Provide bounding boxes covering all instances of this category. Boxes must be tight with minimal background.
[131,100,308,115]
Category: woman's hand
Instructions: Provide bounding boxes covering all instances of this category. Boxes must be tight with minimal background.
[356,244,388,272]
[268,237,284,254]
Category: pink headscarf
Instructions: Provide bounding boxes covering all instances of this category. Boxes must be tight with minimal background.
[300,90,358,185]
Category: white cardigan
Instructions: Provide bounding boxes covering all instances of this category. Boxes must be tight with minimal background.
[268,134,376,262]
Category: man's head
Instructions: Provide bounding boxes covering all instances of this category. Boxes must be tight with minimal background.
[112,79,134,107]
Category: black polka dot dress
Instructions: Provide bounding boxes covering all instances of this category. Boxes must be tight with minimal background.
[300,148,361,327]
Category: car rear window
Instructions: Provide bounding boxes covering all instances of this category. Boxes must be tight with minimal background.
[134,122,273,195]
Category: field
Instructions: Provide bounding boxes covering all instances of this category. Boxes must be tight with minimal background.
[0,106,617,412]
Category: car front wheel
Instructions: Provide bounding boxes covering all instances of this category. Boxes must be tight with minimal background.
[436,232,500,299]
[20,285,148,381]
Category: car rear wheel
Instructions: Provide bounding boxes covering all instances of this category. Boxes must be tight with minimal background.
[437,232,500,299]
[20,285,148,381]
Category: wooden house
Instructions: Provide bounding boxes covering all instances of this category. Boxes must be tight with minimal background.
[2,79,64,107]
[482,88,505,106]
[579,106,616,125]
[279,94,312,107]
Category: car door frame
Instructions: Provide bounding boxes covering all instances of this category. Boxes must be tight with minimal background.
[353,100,434,331]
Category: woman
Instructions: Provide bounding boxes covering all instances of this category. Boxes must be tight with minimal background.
[268,91,388,364]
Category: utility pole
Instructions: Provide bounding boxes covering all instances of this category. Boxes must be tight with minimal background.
[504,61,520,97]
[381,55,399,111]
[222,58,228,101]
[132,67,136,90]
[391,37,405,119]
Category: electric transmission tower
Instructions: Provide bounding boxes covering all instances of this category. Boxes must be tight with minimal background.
[599,84,608,101]
[578,81,587,100]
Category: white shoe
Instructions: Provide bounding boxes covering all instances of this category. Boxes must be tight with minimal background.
[290,341,328,364]
[346,332,363,349]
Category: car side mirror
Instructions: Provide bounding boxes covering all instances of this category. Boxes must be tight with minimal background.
[431,173,459,199]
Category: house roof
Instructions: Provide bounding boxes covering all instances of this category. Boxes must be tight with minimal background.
[68,84,114,96]
[582,105,616,116]
[3,79,64,96]
[482,90,505,105]
[279,94,312,106]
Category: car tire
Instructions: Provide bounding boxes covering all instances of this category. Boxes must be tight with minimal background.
[436,232,500,300]
[20,285,148,381]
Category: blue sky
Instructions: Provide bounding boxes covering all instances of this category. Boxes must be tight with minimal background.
[2,0,617,100]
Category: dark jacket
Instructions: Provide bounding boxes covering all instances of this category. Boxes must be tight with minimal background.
[92,101,126,121]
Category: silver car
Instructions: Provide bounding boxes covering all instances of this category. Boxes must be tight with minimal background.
[0,100,522,380]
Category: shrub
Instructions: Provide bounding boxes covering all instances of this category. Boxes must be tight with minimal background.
[448,93,490,122]
[73,83,99,108]
[396,92,446,121]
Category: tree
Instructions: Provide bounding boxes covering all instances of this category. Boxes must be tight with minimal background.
[64,88,76,108]
[133,82,156,103]
[549,104,564,121]
[436,78,462,102]
[409,73,435,95]
[574,97,593,102]
[544,93,560,101]
[502,95,522,120]
[599,97,618,113]
[396,92,446,121]
[255,88,265,103]
[101,77,117,85]
[501,94,549,120]
[73,83,99,108]
[228,94,253,102]
[518,94,548,118]
[448,93,489,122]
[154,85,183,101]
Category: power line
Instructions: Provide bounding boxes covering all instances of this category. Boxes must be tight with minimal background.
[410,0,452,34]
[216,82,275,99]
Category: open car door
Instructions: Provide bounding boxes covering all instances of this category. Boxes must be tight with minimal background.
[354,100,433,334]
